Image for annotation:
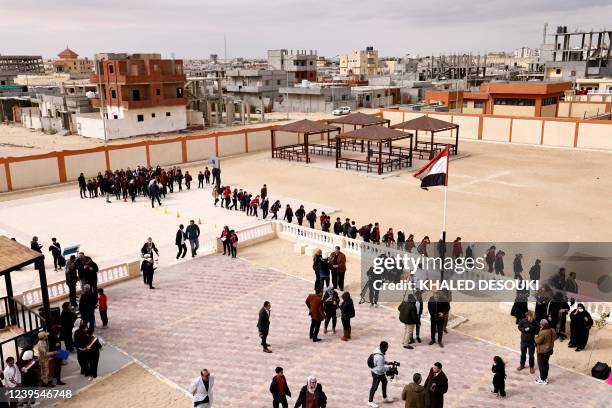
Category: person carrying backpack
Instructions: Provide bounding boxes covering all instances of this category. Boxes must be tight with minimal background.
[367,341,393,407]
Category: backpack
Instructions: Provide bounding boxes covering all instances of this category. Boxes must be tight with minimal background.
[367,352,381,369]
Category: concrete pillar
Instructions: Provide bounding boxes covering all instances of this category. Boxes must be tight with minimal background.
[240,101,245,125]
[216,101,222,125]
[246,101,251,124]
[260,99,265,122]
[226,102,234,126]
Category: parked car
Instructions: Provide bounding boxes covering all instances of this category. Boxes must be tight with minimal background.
[332,106,352,116]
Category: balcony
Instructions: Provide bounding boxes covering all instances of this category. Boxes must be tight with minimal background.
[91,73,186,85]
[91,97,187,109]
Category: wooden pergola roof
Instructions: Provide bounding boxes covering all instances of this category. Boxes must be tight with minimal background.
[337,125,412,141]
[276,119,340,134]
[0,235,43,275]
[327,112,389,126]
[392,115,458,132]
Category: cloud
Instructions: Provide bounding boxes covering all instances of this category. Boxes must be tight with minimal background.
[0,0,610,58]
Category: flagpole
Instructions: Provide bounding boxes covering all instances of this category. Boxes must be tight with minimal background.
[441,145,450,281]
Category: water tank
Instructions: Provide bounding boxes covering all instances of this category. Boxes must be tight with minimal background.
[301,79,310,87]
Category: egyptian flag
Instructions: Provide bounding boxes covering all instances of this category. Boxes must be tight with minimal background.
[414,147,449,190]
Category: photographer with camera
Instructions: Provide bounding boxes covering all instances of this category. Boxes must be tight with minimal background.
[367,341,395,407]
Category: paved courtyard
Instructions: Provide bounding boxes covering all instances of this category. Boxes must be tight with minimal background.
[0,182,335,295]
[99,254,610,408]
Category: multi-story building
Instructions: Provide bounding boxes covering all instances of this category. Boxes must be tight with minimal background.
[276,82,355,113]
[425,81,572,117]
[0,55,44,85]
[225,68,290,110]
[543,26,612,81]
[52,47,93,76]
[76,53,187,140]
[267,49,317,83]
[339,47,379,78]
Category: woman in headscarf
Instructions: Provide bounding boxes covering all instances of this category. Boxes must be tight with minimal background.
[73,318,88,376]
[569,303,593,351]
[294,376,327,408]
[322,286,339,335]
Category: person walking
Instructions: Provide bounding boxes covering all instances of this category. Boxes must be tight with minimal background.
[220,226,230,256]
[141,237,159,258]
[198,171,204,188]
[340,291,355,341]
[428,291,450,347]
[328,246,347,291]
[141,254,156,289]
[322,286,339,335]
[257,301,272,353]
[424,362,448,408]
[148,179,162,208]
[212,185,220,206]
[204,167,211,184]
[534,319,556,384]
[283,204,294,224]
[184,171,192,190]
[306,209,317,229]
[189,369,214,408]
[261,196,270,219]
[401,373,427,408]
[305,289,325,342]
[368,341,393,407]
[517,310,539,374]
[414,290,424,343]
[398,294,418,350]
[175,224,187,259]
[78,172,87,198]
[529,259,542,283]
[569,303,593,352]
[294,376,327,408]
[185,220,201,257]
[295,205,305,226]
[491,356,506,399]
[48,237,63,271]
[270,367,292,408]
[229,230,239,258]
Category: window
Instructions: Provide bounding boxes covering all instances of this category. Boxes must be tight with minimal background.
[176,87,183,98]
[132,89,141,101]
[137,114,144,122]
[570,70,576,77]
[151,113,156,118]
[166,112,171,117]
[463,101,468,108]
[108,64,114,74]
[555,69,561,75]
[474,101,484,108]
[493,98,535,106]
[113,114,118,119]
[111,90,116,98]
[277,80,281,86]
[156,88,161,96]
[265,80,270,86]
[542,97,557,106]
[377,94,381,98]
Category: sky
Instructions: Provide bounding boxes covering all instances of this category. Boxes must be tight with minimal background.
[1,0,611,59]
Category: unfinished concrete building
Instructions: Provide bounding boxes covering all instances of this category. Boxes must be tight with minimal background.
[0,55,45,86]
[543,26,612,81]
[417,54,487,87]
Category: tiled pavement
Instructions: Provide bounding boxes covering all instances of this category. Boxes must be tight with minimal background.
[99,254,611,408]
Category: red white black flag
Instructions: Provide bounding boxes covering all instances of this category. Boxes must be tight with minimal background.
[413,147,449,190]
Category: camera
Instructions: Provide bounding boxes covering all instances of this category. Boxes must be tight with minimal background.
[386,361,400,380]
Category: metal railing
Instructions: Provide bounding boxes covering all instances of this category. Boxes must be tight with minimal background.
[0,296,46,370]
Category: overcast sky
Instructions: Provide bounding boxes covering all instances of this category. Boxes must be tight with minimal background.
[1,0,611,59]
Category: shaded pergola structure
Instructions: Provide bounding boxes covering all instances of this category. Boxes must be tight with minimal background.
[327,112,391,152]
[335,126,413,174]
[392,115,459,159]
[0,236,50,368]
[271,119,341,163]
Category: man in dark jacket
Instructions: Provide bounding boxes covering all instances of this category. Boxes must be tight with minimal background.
[78,172,87,198]
[529,259,542,283]
[270,367,291,408]
[175,224,187,259]
[295,205,305,225]
[78,284,97,330]
[185,220,200,257]
[517,310,539,373]
[79,256,99,294]
[428,292,450,347]
[399,294,419,349]
[283,204,293,223]
[424,363,448,408]
[148,179,161,208]
[257,301,272,353]
[141,254,156,289]
[306,209,317,229]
